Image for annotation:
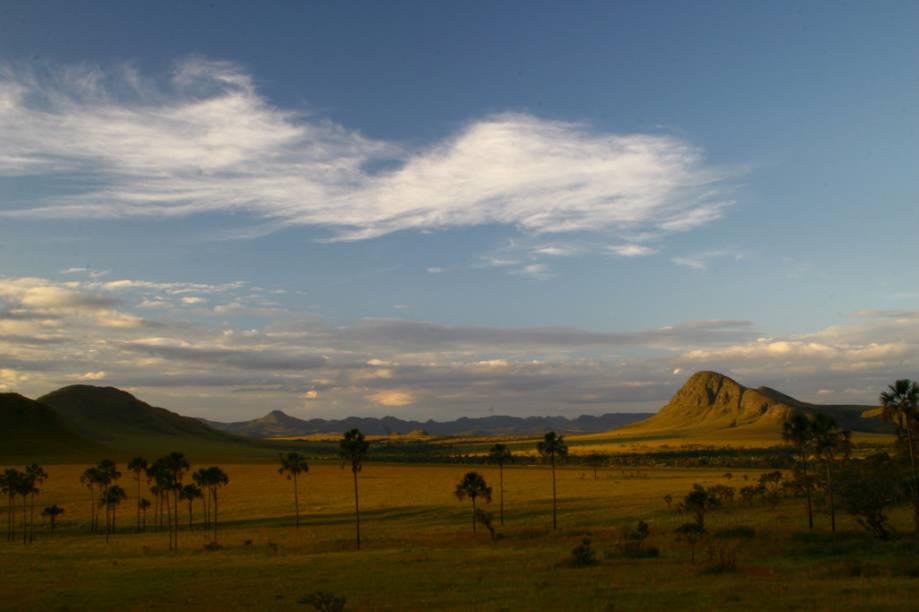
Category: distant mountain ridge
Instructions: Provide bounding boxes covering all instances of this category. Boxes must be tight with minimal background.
[619,370,888,436]
[200,410,650,437]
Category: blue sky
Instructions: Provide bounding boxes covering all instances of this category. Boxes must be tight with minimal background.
[1,1,917,420]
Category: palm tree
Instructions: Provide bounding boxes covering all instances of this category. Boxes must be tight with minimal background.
[810,413,852,532]
[100,485,127,543]
[880,379,919,532]
[198,466,229,545]
[193,469,211,530]
[16,472,35,544]
[783,415,815,531]
[1,469,23,542]
[339,428,369,550]
[180,484,203,530]
[537,432,568,530]
[24,464,47,543]
[162,452,190,549]
[42,505,64,533]
[487,443,513,525]
[454,472,492,532]
[127,457,148,533]
[278,452,309,529]
[138,498,151,532]
[79,467,101,533]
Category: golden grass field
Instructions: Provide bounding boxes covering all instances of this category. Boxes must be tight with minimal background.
[3,459,919,611]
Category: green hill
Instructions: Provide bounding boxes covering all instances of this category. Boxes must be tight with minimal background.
[36,385,268,458]
[0,393,108,461]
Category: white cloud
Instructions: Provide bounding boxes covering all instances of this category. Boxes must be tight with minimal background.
[79,370,106,381]
[509,263,555,280]
[366,389,415,407]
[671,250,738,271]
[0,60,733,247]
[609,244,658,257]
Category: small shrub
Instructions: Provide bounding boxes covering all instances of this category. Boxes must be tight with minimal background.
[475,508,497,541]
[571,538,598,566]
[204,541,222,552]
[299,591,346,612]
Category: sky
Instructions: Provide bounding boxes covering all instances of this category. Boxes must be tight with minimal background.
[1,1,918,421]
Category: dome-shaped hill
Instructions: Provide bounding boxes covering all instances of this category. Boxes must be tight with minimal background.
[648,371,794,431]
[0,392,107,460]
[615,371,888,441]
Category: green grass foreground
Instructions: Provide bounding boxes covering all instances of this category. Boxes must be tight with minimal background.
[3,463,919,610]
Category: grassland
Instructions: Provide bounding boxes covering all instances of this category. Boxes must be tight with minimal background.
[3,460,919,611]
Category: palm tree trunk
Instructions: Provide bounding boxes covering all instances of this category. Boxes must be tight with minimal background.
[135,477,141,532]
[551,454,558,530]
[499,464,504,526]
[22,495,28,545]
[825,460,836,532]
[906,425,919,532]
[472,496,477,532]
[294,472,300,529]
[352,470,361,550]
[29,492,36,544]
[174,489,180,549]
[802,455,813,531]
[188,501,193,530]
[212,488,219,545]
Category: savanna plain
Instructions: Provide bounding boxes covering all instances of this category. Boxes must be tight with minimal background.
[4,456,919,611]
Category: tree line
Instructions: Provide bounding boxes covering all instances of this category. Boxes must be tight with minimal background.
[4,379,919,549]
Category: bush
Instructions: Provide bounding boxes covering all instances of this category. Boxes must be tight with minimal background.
[570,538,598,566]
[837,453,902,540]
[300,591,346,612]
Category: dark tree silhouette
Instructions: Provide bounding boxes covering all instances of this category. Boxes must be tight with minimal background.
[1,469,24,542]
[180,484,203,529]
[278,452,310,529]
[24,464,47,543]
[339,428,369,550]
[675,522,705,563]
[454,472,492,532]
[127,457,148,533]
[681,484,719,529]
[41,505,64,533]
[810,413,851,532]
[138,498,151,532]
[100,485,127,543]
[193,468,211,530]
[79,466,101,533]
[198,466,229,545]
[880,379,919,532]
[487,444,513,525]
[783,415,815,531]
[537,432,568,529]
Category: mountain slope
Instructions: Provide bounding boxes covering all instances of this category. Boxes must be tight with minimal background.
[0,393,108,460]
[37,385,257,456]
[202,411,649,438]
[615,371,888,440]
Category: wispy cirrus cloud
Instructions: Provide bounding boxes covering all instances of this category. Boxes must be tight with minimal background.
[0,59,735,248]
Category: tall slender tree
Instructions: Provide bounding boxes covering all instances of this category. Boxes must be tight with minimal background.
[783,415,815,531]
[339,429,369,550]
[454,472,492,533]
[24,464,47,543]
[810,413,852,532]
[100,485,127,543]
[880,379,919,532]
[163,452,190,549]
[537,432,568,530]
[180,484,203,530]
[193,469,211,530]
[1,469,22,542]
[277,452,309,529]
[79,467,101,533]
[487,444,513,525]
[205,467,229,545]
[138,498,151,532]
[127,457,148,533]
